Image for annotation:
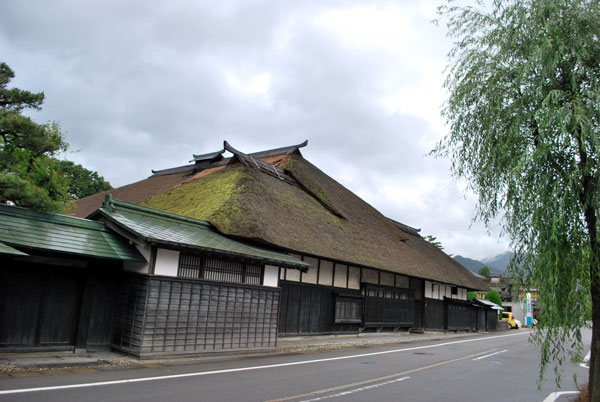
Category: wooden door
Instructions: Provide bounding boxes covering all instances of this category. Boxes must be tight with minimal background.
[0,263,83,349]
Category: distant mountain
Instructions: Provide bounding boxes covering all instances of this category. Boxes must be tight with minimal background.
[454,252,511,276]
[453,255,486,273]
[482,251,514,272]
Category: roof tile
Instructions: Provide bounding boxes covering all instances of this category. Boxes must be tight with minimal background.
[0,204,145,261]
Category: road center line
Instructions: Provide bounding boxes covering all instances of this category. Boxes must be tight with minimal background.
[472,349,508,360]
[267,348,502,402]
[298,376,411,402]
[0,331,530,396]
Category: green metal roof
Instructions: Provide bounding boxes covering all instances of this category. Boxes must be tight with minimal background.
[0,241,29,256]
[0,204,145,262]
[91,195,310,270]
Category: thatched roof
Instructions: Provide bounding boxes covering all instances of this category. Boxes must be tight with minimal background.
[72,141,485,290]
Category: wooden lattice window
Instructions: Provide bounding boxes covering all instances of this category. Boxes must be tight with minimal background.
[178,253,263,285]
[205,258,243,283]
[245,264,262,285]
[178,254,203,279]
[335,298,362,324]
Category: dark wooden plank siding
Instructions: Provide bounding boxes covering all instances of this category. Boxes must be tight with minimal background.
[279,281,360,335]
[487,310,499,331]
[299,286,312,333]
[278,283,288,333]
[447,301,477,331]
[0,263,45,347]
[319,288,334,333]
[477,307,486,331]
[285,284,301,334]
[309,288,322,332]
[365,296,384,325]
[410,278,424,330]
[0,257,121,351]
[364,286,415,328]
[424,299,445,330]
[36,271,82,346]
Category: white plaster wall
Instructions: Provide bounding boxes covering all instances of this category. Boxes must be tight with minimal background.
[318,260,334,286]
[263,265,279,287]
[123,244,151,274]
[333,264,348,288]
[425,281,432,298]
[348,266,361,289]
[286,267,301,282]
[426,281,454,300]
[425,282,469,301]
[154,248,180,277]
[301,260,318,284]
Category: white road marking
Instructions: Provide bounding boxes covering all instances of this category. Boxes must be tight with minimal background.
[299,377,410,402]
[542,391,579,402]
[580,351,590,369]
[267,348,501,402]
[472,349,508,360]
[0,331,530,396]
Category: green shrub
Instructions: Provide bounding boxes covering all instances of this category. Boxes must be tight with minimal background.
[485,290,502,308]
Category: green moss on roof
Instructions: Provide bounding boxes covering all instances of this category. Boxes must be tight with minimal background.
[125,154,483,289]
[96,197,310,270]
[142,167,246,224]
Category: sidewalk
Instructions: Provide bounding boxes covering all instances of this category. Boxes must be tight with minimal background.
[277,329,487,353]
[0,329,521,377]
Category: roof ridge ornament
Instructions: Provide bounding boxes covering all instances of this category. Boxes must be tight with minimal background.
[190,149,225,163]
[224,141,288,181]
[290,139,308,152]
[223,140,243,156]
[102,194,115,212]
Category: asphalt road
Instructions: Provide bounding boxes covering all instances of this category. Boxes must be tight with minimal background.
[0,330,590,402]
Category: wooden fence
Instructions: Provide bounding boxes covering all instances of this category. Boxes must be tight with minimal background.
[112,274,280,358]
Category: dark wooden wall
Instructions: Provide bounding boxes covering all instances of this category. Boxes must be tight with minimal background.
[446,300,477,331]
[112,275,280,357]
[487,309,499,331]
[424,299,445,330]
[279,281,361,335]
[410,278,424,330]
[363,286,415,328]
[111,275,148,354]
[477,307,487,331]
[0,256,121,351]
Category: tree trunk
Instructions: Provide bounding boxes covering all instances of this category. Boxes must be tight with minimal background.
[586,207,599,400]
[576,123,599,400]
[590,249,600,401]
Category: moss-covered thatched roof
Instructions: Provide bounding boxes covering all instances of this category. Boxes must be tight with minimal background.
[72,143,485,289]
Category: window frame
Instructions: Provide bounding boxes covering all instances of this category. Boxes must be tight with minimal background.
[334,297,363,324]
[177,251,264,285]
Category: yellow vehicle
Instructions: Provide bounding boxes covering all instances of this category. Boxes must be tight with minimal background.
[501,312,520,329]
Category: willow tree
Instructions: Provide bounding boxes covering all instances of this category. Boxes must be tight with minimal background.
[435,0,600,396]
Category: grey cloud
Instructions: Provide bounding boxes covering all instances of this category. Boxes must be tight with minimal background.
[0,0,510,259]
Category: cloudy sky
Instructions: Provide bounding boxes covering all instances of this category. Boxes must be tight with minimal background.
[0,0,510,260]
